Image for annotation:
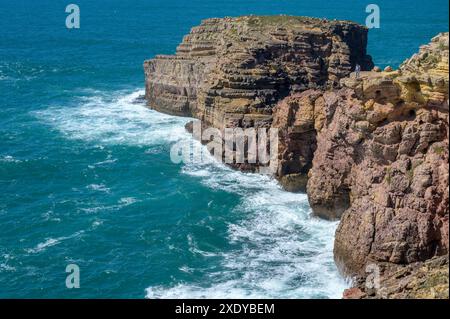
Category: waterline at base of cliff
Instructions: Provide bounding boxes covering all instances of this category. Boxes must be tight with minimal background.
[147,141,347,299]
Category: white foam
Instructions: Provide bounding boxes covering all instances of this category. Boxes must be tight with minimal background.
[41,210,61,222]
[0,62,44,82]
[28,238,60,253]
[86,183,111,193]
[0,253,16,273]
[34,89,191,147]
[118,197,139,205]
[0,155,22,163]
[89,154,118,168]
[91,219,103,228]
[79,196,140,214]
[26,230,85,254]
[147,143,348,299]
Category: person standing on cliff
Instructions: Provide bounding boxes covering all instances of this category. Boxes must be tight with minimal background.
[355,63,361,78]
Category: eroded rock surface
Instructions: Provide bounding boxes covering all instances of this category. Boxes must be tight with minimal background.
[275,33,449,279]
[145,16,373,128]
[272,33,449,298]
[144,18,449,298]
[278,33,449,293]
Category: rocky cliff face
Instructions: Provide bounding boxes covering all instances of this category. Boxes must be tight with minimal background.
[144,16,373,129]
[274,32,449,295]
[144,17,449,298]
[306,33,449,276]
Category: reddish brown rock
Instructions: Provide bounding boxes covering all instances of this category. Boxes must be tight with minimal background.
[343,287,366,299]
[308,33,449,276]
[145,15,373,178]
[272,90,322,191]
[274,33,449,291]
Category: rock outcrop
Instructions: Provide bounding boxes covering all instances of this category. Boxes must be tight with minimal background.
[144,16,449,298]
[309,33,449,275]
[275,32,449,295]
[145,16,373,128]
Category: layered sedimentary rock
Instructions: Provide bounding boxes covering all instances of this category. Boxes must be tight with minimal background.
[144,16,373,129]
[144,16,449,298]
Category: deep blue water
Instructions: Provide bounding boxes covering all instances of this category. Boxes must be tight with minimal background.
[0,0,448,298]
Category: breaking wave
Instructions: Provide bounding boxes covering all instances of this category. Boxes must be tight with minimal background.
[34,89,191,146]
[148,157,347,298]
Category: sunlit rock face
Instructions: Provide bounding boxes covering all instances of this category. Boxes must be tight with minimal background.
[302,33,449,277]
[144,15,373,126]
[272,32,449,297]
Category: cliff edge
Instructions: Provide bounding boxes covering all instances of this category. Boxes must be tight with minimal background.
[144,16,373,123]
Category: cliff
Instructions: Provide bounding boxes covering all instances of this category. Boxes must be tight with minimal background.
[144,16,373,125]
[275,32,449,296]
[144,16,449,298]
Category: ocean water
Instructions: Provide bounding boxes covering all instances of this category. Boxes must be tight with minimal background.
[0,0,448,298]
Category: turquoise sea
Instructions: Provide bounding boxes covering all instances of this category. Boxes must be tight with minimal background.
[0,0,448,298]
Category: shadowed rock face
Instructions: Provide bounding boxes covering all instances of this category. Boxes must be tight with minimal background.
[144,16,373,127]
